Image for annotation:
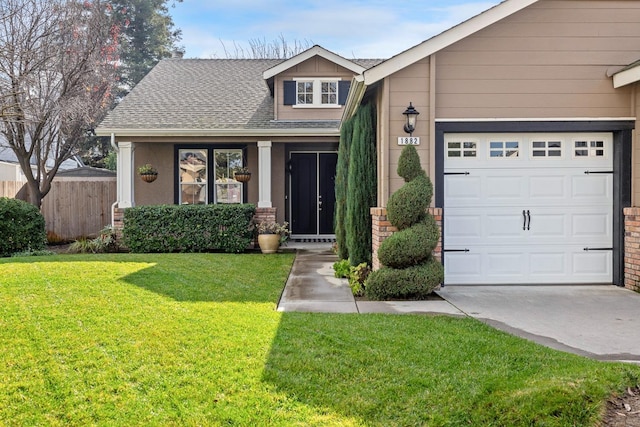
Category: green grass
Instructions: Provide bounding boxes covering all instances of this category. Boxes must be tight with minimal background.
[1,253,638,426]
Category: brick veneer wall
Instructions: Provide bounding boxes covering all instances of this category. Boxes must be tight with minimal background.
[624,207,640,291]
[371,207,442,271]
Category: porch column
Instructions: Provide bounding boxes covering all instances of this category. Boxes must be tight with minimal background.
[257,140,272,208]
[118,141,134,208]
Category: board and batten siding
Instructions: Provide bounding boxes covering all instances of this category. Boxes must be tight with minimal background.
[435,0,640,119]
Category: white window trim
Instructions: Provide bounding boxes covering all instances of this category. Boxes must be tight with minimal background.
[293,78,342,109]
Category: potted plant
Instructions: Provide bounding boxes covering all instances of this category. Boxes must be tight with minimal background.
[256,220,289,253]
[234,166,251,183]
[138,163,158,183]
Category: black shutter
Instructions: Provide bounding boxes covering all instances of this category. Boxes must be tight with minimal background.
[283,81,296,105]
[338,80,351,105]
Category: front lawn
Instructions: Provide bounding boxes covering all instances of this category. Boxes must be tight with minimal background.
[1,253,638,426]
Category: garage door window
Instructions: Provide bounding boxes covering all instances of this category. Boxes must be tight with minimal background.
[532,140,562,157]
[490,141,519,158]
[447,141,477,158]
[574,140,605,158]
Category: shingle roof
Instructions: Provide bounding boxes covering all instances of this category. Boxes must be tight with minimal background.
[97,56,384,134]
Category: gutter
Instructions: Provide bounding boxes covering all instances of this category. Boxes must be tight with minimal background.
[95,127,341,138]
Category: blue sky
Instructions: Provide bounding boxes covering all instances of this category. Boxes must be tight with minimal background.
[170,0,502,59]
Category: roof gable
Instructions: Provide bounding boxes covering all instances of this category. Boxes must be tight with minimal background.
[361,0,539,85]
[262,45,366,80]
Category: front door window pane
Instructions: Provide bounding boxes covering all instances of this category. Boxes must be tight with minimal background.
[179,149,207,204]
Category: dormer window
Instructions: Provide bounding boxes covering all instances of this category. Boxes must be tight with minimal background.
[284,79,350,107]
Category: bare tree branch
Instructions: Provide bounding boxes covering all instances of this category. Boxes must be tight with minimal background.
[0,0,120,207]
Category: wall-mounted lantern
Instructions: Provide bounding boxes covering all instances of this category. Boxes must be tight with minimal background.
[402,102,420,136]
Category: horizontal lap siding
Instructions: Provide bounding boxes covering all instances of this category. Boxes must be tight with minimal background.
[386,59,431,198]
[436,0,640,119]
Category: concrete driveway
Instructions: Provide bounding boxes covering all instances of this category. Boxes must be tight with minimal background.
[438,285,640,362]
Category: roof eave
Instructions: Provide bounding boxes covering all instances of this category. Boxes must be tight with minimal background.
[95,127,341,138]
[362,0,540,85]
[613,64,640,88]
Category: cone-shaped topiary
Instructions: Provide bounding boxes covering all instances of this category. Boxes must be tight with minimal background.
[397,145,425,182]
[365,146,443,300]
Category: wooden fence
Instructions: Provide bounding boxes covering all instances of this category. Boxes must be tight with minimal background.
[0,179,116,240]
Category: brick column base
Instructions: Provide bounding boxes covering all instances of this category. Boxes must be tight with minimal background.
[253,207,277,248]
[371,207,442,271]
[624,207,640,292]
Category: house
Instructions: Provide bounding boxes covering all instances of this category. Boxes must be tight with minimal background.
[96,0,640,290]
[0,140,84,182]
[96,47,382,238]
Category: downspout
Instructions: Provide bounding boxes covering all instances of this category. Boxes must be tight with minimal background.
[110,133,119,228]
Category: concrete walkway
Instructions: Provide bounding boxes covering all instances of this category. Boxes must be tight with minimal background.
[277,245,640,362]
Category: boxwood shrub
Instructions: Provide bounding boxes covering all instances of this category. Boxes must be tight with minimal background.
[376,218,439,269]
[0,197,46,257]
[364,261,444,301]
[123,204,256,253]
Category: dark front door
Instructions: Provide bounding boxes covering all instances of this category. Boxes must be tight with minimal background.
[289,152,337,236]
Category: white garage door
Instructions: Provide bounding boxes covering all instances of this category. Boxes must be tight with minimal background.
[443,133,613,285]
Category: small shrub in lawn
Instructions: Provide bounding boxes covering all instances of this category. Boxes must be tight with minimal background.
[123,204,255,253]
[0,197,46,257]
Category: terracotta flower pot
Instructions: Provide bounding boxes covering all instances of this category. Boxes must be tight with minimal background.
[258,234,280,253]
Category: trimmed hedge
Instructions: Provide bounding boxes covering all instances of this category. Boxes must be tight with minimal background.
[123,204,256,253]
[365,261,444,300]
[0,197,46,257]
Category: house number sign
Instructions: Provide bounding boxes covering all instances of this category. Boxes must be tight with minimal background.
[398,137,420,145]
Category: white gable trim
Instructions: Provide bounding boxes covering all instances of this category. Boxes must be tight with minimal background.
[262,45,366,80]
[362,0,539,85]
[613,63,640,88]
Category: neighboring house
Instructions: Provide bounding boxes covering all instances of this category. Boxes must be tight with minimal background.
[0,140,84,182]
[97,0,640,289]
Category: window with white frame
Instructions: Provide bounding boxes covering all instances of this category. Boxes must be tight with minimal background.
[574,139,605,157]
[293,79,340,107]
[447,141,477,158]
[531,140,562,157]
[490,141,519,158]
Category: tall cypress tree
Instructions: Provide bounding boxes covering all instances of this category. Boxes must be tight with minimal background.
[335,117,353,260]
[346,103,377,266]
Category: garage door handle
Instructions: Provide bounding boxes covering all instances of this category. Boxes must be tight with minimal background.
[523,210,531,230]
